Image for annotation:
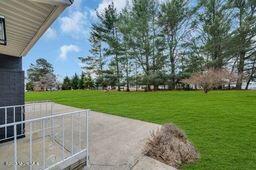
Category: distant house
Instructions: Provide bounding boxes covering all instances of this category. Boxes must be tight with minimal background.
[243,82,256,90]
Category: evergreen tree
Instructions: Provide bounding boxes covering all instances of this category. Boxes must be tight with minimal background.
[94,3,122,91]
[27,58,54,82]
[80,26,105,88]
[159,0,191,89]
[82,0,256,91]
[228,0,256,89]
[118,9,134,91]
[62,76,71,90]
[182,39,205,77]
[27,58,56,91]
[196,0,232,69]
[71,74,79,90]
[129,0,159,91]
[79,72,85,89]
[84,74,94,89]
[26,82,34,91]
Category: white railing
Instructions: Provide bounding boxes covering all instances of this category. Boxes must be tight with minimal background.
[0,102,89,170]
[0,102,54,142]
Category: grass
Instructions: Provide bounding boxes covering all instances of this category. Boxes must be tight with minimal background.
[26,90,256,170]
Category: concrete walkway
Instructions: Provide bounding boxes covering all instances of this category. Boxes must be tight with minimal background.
[52,104,175,170]
[0,103,175,170]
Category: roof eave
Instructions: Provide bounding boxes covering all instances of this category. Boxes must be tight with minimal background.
[20,1,72,56]
[27,0,73,6]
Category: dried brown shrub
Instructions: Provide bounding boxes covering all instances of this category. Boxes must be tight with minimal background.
[144,124,199,168]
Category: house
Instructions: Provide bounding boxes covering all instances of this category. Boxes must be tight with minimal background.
[0,0,73,141]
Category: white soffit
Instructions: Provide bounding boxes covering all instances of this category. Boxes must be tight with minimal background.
[0,0,72,57]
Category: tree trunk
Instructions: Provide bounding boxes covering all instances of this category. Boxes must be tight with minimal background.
[245,60,256,90]
[126,68,130,92]
[170,56,176,90]
[169,41,176,90]
[245,77,251,90]
[154,84,158,91]
[236,51,245,90]
[124,47,130,92]
[236,9,246,90]
[146,84,151,92]
[116,56,121,91]
[228,59,237,90]
[145,51,150,92]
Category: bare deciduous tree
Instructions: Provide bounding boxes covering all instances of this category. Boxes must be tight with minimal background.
[182,69,237,93]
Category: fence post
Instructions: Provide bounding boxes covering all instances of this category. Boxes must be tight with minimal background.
[62,115,65,160]
[71,114,74,155]
[29,122,33,170]
[13,106,16,123]
[5,107,7,138]
[21,106,24,134]
[43,119,46,168]
[86,110,89,167]
[14,124,17,170]
[51,102,54,140]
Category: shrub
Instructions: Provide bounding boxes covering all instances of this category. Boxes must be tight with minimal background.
[144,124,199,168]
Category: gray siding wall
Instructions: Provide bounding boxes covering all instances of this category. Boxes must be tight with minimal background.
[0,54,22,71]
[0,54,24,106]
[0,54,25,141]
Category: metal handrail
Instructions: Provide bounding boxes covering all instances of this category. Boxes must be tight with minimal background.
[0,102,54,141]
[0,103,90,170]
[0,104,25,109]
[0,101,53,109]
[0,110,89,128]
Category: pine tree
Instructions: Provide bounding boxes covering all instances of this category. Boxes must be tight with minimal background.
[71,74,79,90]
[79,27,105,88]
[196,0,232,69]
[78,72,85,89]
[159,0,191,89]
[27,58,56,91]
[129,0,160,91]
[62,76,71,90]
[228,0,256,89]
[81,0,255,91]
[84,74,94,89]
[118,9,134,91]
[94,3,122,91]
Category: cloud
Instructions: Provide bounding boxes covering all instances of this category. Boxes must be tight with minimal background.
[60,10,89,39]
[44,27,57,39]
[59,45,80,60]
[90,0,132,20]
[90,0,167,20]
[97,0,131,13]
[72,0,82,9]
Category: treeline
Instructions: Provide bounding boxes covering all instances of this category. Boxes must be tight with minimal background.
[26,58,96,91]
[79,0,256,91]
[62,73,94,90]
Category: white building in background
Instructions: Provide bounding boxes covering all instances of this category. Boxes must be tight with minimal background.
[243,82,256,90]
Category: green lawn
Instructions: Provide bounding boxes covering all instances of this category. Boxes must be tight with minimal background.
[26,90,256,170]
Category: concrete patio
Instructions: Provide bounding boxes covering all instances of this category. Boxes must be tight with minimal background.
[52,103,174,170]
[0,102,88,170]
[0,103,175,170]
